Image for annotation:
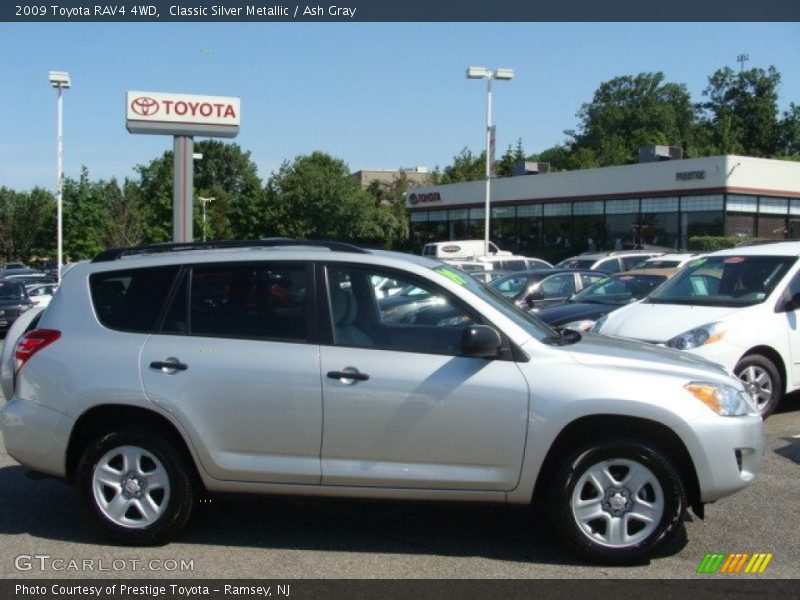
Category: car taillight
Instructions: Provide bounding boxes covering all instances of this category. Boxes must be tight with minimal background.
[15,329,61,374]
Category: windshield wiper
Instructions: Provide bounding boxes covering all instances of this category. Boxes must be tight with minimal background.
[542,326,582,346]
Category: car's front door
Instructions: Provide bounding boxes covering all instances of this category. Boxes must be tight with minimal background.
[140,261,323,484]
[319,264,530,491]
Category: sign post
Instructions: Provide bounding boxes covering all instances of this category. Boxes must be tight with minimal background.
[126,91,240,243]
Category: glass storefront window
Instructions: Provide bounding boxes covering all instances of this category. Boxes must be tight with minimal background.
[573,201,604,216]
[641,197,678,213]
[637,213,679,249]
[681,195,723,212]
[727,195,758,213]
[757,215,787,239]
[682,211,723,249]
[606,213,638,250]
[759,197,789,215]
[606,199,640,214]
[725,213,756,238]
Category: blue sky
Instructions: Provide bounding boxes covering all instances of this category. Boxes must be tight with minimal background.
[1,22,798,191]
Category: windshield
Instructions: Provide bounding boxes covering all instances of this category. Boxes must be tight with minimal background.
[0,281,24,301]
[433,266,554,341]
[647,255,795,307]
[556,258,596,270]
[573,274,667,305]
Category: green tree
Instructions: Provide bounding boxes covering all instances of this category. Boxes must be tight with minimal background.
[62,167,108,260]
[496,138,526,177]
[437,147,486,183]
[777,103,800,157]
[133,140,266,243]
[0,187,55,263]
[568,72,697,166]
[265,152,396,245]
[698,66,782,156]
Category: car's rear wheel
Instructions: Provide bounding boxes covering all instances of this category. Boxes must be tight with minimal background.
[549,439,686,564]
[735,354,782,418]
[77,430,194,545]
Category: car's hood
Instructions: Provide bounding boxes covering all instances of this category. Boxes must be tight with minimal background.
[600,302,743,342]
[536,302,617,326]
[563,331,734,384]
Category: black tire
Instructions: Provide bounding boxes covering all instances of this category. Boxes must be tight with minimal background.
[548,439,686,565]
[735,354,782,419]
[76,430,194,545]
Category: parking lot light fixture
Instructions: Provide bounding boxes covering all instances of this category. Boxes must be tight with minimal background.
[466,66,514,257]
[198,196,215,242]
[48,70,71,284]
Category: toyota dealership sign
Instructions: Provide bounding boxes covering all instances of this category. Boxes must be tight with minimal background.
[126,91,240,137]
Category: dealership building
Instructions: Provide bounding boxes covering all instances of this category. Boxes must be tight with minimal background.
[405,154,800,260]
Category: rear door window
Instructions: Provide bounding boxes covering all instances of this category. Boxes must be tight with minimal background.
[90,267,179,333]
[161,262,311,342]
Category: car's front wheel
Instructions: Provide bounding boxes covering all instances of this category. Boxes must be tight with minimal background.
[735,354,782,418]
[549,440,686,564]
[76,430,194,545]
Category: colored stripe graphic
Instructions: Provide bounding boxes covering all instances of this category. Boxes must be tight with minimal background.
[696,553,773,574]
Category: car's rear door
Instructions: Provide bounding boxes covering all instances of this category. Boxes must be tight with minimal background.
[140,260,323,484]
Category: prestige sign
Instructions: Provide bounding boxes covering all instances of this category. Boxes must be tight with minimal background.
[126,91,240,137]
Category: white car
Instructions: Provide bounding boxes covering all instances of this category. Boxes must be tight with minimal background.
[594,241,800,417]
[633,253,702,270]
[25,283,58,308]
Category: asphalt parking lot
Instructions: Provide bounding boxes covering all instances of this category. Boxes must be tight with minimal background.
[0,340,798,579]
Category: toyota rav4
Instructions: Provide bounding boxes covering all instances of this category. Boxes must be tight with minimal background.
[0,239,763,564]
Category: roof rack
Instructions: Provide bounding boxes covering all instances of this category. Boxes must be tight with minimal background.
[92,238,369,263]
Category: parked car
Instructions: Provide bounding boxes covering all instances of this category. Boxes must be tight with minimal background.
[0,239,763,564]
[0,267,44,279]
[632,254,702,270]
[489,269,607,311]
[555,250,664,274]
[536,269,677,332]
[445,255,552,273]
[25,283,58,308]
[468,269,512,285]
[2,262,27,270]
[422,239,508,259]
[594,242,800,417]
[0,280,34,335]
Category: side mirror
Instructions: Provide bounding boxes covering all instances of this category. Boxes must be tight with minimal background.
[780,290,800,312]
[461,325,502,358]
[525,289,544,306]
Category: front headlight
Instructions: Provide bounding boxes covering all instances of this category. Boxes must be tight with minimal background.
[666,322,725,350]
[684,382,757,416]
[562,319,596,332]
[590,314,608,333]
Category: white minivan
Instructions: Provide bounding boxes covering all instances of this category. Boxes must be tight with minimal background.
[594,241,800,417]
[422,240,509,259]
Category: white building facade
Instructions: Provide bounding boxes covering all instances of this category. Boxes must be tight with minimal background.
[406,155,800,261]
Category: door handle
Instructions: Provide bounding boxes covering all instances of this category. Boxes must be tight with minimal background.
[326,369,369,382]
[150,359,188,372]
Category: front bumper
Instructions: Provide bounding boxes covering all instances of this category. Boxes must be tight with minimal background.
[677,413,764,503]
[1,397,72,478]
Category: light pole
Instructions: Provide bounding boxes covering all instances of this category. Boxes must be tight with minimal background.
[48,71,70,283]
[198,196,214,242]
[466,66,513,257]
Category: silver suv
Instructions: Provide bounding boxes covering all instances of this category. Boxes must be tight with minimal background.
[1,240,763,564]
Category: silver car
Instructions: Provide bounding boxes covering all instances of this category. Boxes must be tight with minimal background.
[0,240,763,564]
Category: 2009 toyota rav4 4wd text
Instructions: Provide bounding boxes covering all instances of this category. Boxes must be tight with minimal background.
[0,240,763,564]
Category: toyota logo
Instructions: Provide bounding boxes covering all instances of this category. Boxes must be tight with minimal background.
[130,96,159,116]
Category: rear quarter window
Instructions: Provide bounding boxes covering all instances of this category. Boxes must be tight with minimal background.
[89,266,179,333]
